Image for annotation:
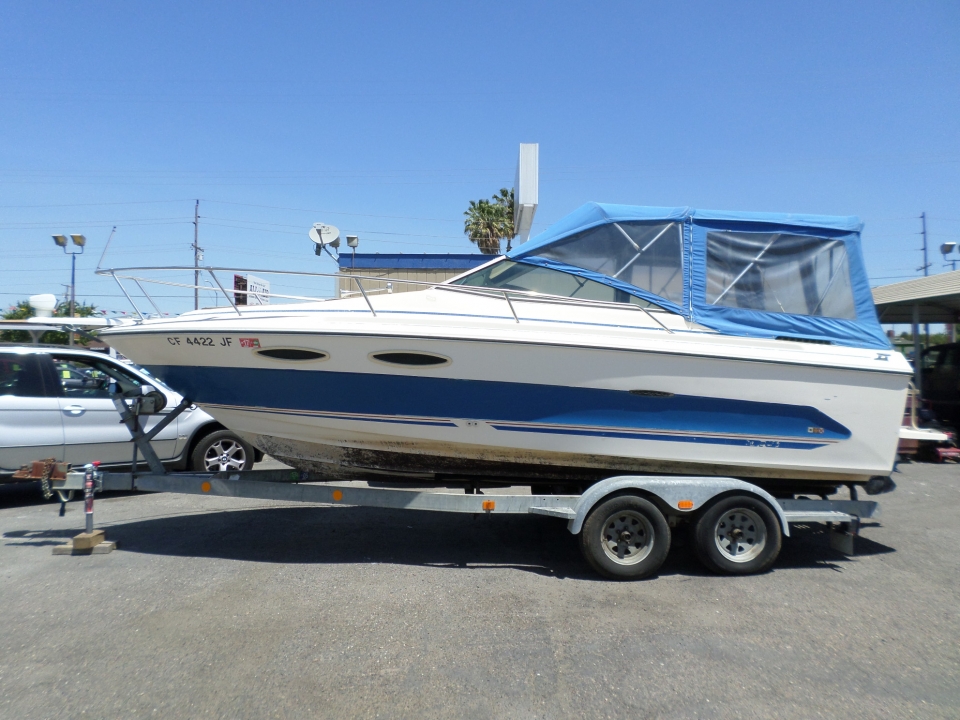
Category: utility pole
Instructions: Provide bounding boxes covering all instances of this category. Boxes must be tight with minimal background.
[920,212,929,276]
[192,200,201,310]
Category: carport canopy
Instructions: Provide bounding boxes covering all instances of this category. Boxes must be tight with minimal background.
[872,270,960,324]
[872,270,960,395]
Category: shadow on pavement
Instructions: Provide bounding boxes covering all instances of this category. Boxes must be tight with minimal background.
[0,482,142,511]
[3,528,80,546]
[0,481,56,510]
[2,503,897,580]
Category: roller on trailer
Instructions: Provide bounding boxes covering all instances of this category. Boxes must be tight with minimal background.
[47,389,880,579]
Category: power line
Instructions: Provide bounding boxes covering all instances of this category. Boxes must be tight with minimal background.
[0,199,196,209]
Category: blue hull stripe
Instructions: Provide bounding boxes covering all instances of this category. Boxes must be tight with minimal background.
[489,424,827,449]
[205,403,458,428]
[150,365,850,449]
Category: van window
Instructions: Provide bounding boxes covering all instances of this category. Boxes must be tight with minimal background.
[52,356,145,399]
[0,354,46,397]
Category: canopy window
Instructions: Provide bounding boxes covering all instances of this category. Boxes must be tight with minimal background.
[706,231,857,320]
[531,221,684,306]
[452,260,658,307]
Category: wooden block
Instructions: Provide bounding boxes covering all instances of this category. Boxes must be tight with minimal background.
[72,530,105,550]
[52,540,116,555]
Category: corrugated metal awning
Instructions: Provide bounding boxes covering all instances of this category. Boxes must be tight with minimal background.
[872,270,960,324]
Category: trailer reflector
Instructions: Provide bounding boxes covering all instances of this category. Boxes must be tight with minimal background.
[482,500,495,511]
[201,481,211,493]
[332,490,343,501]
[678,500,694,509]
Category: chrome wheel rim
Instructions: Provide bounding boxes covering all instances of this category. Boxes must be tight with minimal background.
[600,510,655,565]
[714,508,766,563]
[203,439,247,472]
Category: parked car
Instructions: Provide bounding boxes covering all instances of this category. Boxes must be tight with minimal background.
[920,342,960,429]
[0,345,260,479]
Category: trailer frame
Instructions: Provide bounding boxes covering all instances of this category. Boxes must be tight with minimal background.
[47,392,880,577]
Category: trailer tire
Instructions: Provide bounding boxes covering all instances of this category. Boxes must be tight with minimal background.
[579,494,671,580]
[694,495,782,575]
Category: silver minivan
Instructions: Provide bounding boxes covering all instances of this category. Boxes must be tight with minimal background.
[0,345,259,477]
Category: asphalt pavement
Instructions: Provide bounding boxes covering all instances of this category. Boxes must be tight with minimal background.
[1,460,958,719]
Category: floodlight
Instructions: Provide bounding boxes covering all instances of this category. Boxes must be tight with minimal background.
[70,233,86,247]
[347,235,359,248]
[52,234,68,247]
[940,242,956,256]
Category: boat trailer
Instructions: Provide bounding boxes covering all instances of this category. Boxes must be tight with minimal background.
[45,389,883,579]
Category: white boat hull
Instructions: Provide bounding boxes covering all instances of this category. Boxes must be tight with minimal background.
[101,293,910,492]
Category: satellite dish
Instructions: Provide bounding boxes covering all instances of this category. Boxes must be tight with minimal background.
[309,223,340,247]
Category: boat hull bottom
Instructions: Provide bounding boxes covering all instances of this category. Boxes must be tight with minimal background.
[245,432,872,497]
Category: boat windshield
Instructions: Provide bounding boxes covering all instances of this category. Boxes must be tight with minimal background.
[450,260,662,309]
[531,221,684,306]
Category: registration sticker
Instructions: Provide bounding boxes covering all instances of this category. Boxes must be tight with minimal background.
[240,338,261,348]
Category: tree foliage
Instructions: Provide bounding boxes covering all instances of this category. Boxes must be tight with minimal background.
[1,300,99,345]
[464,187,515,255]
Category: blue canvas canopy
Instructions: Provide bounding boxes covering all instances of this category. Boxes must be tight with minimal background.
[506,203,889,350]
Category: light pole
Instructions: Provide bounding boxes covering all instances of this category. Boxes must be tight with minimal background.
[347,235,359,268]
[942,243,958,342]
[52,233,86,345]
[941,242,957,272]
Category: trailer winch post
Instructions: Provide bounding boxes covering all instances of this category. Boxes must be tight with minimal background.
[83,462,100,534]
[51,461,115,555]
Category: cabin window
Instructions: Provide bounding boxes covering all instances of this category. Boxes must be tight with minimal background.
[451,260,661,308]
[370,352,450,367]
[256,348,328,361]
[706,231,857,319]
[531,221,684,305]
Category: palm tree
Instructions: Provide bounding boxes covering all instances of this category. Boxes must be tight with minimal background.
[463,188,515,255]
[492,188,515,251]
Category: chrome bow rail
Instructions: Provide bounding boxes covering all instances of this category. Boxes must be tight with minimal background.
[95,265,675,332]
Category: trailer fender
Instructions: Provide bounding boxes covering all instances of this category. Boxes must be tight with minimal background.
[567,476,790,537]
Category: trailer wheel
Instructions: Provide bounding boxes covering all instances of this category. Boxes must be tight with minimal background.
[579,495,671,580]
[694,495,782,575]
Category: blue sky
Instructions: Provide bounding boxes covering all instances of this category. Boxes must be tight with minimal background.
[1,1,958,315]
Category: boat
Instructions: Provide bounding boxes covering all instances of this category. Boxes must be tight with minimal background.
[97,203,912,496]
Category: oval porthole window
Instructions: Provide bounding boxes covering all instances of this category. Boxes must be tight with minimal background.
[370,351,450,367]
[256,348,328,361]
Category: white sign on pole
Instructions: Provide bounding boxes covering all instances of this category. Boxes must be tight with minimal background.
[246,275,270,305]
[234,274,270,305]
[514,143,539,242]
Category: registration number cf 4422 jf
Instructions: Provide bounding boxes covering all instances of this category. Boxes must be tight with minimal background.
[166,336,233,347]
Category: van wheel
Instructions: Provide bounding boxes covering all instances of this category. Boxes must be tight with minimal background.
[190,430,255,472]
[694,495,782,575]
[579,495,671,580]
